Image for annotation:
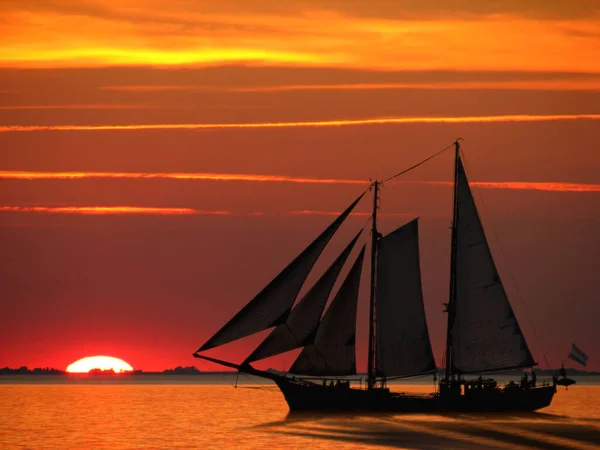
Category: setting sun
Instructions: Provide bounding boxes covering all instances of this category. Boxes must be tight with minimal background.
[66,356,134,373]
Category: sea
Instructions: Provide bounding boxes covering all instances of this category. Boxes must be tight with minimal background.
[2,375,600,449]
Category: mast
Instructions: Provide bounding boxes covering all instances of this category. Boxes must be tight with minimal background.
[444,140,461,380]
[368,180,379,390]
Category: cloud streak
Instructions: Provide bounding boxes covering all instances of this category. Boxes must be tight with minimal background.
[0,206,229,215]
[221,80,600,92]
[422,181,600,192]
[2,171,599,193]
[0,104,150,110]
[0,206,416,218]
[101,80,600,92]
[471,181,600,193]
[288,210,414,217]
[0,171,366,185]
[2,114,600,134]
[405,181,600,193]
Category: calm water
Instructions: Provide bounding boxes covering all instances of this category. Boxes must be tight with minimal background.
[2,379,600,449]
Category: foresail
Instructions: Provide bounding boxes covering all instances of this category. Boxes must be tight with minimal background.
[376,219,436,378]
[244,230,363,364]
[289,246,366,376]
[197,193,365,353]
[451,158,535,373]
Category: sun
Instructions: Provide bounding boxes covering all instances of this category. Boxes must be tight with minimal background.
[66,356,134,373]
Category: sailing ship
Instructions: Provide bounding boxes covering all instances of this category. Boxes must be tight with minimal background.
[193,141,557,412]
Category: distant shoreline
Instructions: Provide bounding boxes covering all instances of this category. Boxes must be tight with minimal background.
[1,367,598,376]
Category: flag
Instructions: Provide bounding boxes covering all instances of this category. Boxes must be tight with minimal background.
[568,344,589,367]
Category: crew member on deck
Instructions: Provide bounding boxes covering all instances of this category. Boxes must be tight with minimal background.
[521,372,529,389]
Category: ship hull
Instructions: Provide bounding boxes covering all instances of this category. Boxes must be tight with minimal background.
[193,355,556,413]
[274,378,556,413]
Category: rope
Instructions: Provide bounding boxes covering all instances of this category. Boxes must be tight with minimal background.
[238,371,273,391]
[460,149,552,370]
[381,142,455,184]
[385,372,436,381]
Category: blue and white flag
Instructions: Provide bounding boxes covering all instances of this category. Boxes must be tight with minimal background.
[568,344,589,367]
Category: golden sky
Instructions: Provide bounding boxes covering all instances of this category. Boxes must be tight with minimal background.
[0,0,598,371]
[2,1,600,72]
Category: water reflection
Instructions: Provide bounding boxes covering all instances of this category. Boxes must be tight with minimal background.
[257,410,600,449]
[3,383,599,449]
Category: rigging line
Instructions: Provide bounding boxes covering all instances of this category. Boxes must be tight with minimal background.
[460,150,551,369]
[381,142,455,184]
[295,375,362,381]
[239,371,272,391]
[384,372,437,381]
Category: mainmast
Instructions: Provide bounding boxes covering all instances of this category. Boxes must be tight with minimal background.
[367,180,380,390]
[444,140,461,380]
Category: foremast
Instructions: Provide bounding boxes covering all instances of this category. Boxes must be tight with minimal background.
[367,180,380,390]
[444,140,461,381]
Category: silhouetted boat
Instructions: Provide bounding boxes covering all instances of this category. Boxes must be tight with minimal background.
[194,141,558,412]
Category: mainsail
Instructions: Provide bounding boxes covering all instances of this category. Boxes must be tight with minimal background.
[450,157,535,373]
[289,247,366,376]
[376,219,436,378]
[244,231,363,364]
[197,193,364,352]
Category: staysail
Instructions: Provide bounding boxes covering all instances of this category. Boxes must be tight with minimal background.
[376,219,436,378]
[244,231,363,364]
[289,247,366,376]
[450,158,535,373]
[197,193,364,352]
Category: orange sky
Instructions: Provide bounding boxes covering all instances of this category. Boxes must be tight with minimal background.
[0,1,598,372]
[2,1,600,72]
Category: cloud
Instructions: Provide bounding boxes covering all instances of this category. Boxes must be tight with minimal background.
[0,102,269,111]
[0,2,599,72]
[83,67,600,91]
[2,1,599,23]
[0,205,416,219]
[0,171,366,185]
[0,206,229,215]
[2,171,599,193]
[0,104,150,110]
[412,181,600,193]
[100,80,600,92]
[1,114,600,133]
[287,210,413,217]
[469,181,600,193]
